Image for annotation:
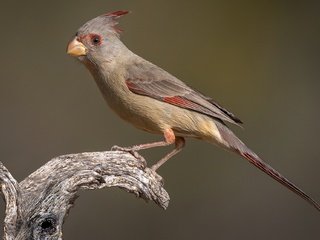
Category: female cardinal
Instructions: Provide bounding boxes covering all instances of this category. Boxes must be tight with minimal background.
[67,10,320,211]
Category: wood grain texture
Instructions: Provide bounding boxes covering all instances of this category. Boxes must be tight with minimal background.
[0,151,169,240]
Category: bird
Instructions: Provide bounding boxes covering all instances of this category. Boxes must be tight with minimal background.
[67,10,320,211]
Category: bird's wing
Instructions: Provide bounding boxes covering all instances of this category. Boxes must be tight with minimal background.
[125,61,242,125]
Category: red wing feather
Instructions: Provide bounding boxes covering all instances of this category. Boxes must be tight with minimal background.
[163,96,218,117]
[163,96,200,109]
[125,78,242,125]
[163,96,191,106]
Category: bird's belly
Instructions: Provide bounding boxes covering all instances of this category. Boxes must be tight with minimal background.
[164,107,223,142]
[105,93,165,134]
[123,98,220,140]
[102,86,222,143]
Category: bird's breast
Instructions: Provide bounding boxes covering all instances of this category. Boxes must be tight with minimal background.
[93,72,164,134]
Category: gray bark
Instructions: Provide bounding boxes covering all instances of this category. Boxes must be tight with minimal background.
[0,151,169,240]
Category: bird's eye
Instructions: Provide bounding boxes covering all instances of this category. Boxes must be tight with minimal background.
[91,34,102,46]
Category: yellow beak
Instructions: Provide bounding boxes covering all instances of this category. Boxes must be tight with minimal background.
[67,38,87,57]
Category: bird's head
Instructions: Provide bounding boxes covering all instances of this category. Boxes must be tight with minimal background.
[67,10,129,64]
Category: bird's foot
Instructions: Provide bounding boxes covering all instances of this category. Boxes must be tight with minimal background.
[111,145,147,168]
[111,145,131,152]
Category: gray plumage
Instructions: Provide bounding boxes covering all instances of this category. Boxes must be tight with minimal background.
[67,11,320,212]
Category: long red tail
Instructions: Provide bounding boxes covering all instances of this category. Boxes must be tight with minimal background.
[240,150,320,212]
[215,120,320,212]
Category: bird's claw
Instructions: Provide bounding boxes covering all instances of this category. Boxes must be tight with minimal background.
[111,145,130,151]
[111,145,147,168]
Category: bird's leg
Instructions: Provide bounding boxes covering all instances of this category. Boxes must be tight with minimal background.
[111,130,175,167]
[151,136,185,171]
[111,140,169,152]
[111,129,176,152]
[112,129,185,170]
[111,143,148,167]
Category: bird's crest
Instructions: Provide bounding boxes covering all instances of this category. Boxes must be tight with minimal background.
[78,10,129,37]
[104,10,130,34]
[104,10,129,18]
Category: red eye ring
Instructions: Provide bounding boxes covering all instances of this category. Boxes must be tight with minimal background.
[90,34,102,46]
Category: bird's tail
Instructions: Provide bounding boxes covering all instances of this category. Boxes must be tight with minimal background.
[214,121,320,212]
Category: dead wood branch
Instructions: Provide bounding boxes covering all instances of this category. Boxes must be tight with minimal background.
[0,151,169,240]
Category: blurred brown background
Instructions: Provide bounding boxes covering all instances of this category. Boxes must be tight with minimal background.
[0,1,319,239]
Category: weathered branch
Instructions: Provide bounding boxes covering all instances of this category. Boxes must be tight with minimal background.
[0,151,169,240]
